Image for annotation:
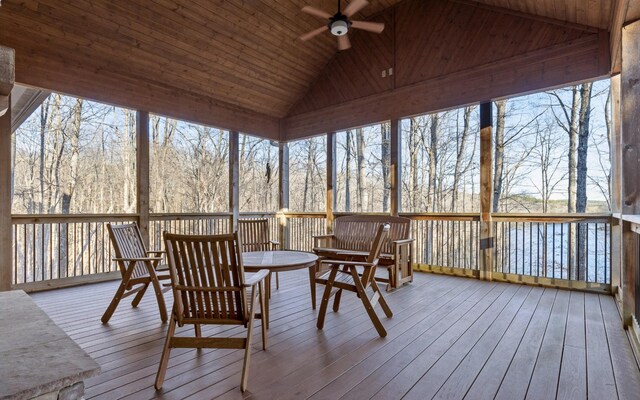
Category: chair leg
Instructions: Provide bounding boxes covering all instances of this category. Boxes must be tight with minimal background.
[241,287,258,392]
[332,289,342,312]
[101,280,129,323]
[131,283,149,307]
[149,276,168,323]
[371,279,393,318]
[350,267,387,337]
[309,264,316,310]
[155,315,177,390]
[259,282,267,350]
[317,267,338,330]
[275,272,279,290]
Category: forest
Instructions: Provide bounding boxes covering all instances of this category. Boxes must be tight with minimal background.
[11,79,611,217]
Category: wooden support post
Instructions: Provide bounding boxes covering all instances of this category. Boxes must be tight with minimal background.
[0,95,11,291]
[278,142,290,250]
[621,20,640,327]
[611,74,623,297]
[0,46,14,291]
[229,131,240,232]
[479,102,494,281]
[326,132,336,233]
[136,110,150,248]
[0,46,14,118]
[390,119,401,216]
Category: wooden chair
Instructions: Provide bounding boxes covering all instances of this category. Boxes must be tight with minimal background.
[238,218,280,289]
[313,215,413,291]
[316,224,393,337]
[102,223,171,323]
[155,232,269,393]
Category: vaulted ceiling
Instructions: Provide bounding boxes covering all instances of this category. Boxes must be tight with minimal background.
[0,0,627,140]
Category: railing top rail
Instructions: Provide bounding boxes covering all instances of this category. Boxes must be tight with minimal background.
[150,212,232,220]
[11,212,613,224]
[283,212,327,218]
[11,214,138,224]
[492,213,612,223]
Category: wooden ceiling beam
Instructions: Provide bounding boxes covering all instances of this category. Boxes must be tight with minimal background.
[611,0,632,74]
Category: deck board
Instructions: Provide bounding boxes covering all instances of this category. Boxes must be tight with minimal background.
[29,271,640,400]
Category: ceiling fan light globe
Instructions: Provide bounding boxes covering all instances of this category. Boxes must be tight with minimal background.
[330,20,349,36]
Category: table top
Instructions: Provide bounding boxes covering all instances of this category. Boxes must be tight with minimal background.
[242,250,318,271]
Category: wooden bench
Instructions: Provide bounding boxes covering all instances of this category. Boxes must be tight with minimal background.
[313,215,414,291]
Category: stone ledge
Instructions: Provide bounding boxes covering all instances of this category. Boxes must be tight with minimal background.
[0,290,100,400]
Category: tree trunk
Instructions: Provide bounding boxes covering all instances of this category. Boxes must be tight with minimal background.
[61,98,83,215]
[493,100,506,212]
[302,140,314,212]
[410,118,419,211]
[451,107,472,212]
[381,123,390,212]
[429,114,440,212]
[345,130,351,212]
[356,127,365,212]
[38,96,51,214]
[567,86,580,213]
[576,82,592,281]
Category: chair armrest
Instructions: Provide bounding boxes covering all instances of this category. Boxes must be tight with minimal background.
[243,269,270,287]
[113,256,163,262]
[393,238,415,245]
[146,250,166,255]
[313,234,336,249]
[320,259,377,268]
[270,240,280,250]
[313,234,335,240]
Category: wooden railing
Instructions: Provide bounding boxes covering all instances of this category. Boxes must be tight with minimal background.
[10,212,612,290]
[11,214,136,285]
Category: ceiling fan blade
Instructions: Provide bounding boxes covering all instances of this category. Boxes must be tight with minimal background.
[350,20,385,33]
[299,26,329,41]
[337,35,351,51]
[301,6,332,19]
[344,0,368,18]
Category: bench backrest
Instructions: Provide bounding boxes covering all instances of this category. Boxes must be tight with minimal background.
[333,215,410,254]
[238,219,271,252]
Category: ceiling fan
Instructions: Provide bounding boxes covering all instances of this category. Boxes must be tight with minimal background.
[299,0,385,51]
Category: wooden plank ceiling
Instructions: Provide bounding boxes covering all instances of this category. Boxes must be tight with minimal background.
[0,0,402,138]
[283,0,611,139]
[0,0,616,140]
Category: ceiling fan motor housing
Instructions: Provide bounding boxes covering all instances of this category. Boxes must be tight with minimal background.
[330,18,350,36]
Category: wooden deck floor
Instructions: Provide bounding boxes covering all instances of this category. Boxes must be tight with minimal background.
[31,271,640,400]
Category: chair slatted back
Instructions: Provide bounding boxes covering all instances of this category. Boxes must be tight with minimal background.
[333,216,410,254]
[238,219,272,252]
[164,232,246,325]
[107,223,150,279]
[368,224,391,264]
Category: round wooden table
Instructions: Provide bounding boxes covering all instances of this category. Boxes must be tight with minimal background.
[242,250,318,328]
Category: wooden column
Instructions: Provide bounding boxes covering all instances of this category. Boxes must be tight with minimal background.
[229,131,240,232]
[0,46,14,291]
[621,20,640,327]
[278,141,290,250]
[0,96,11,291]
[136,110,150,248]
[479,102,494,281]
[326,132,336,233]
[390,119,402,216]
[611,74,623,297]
